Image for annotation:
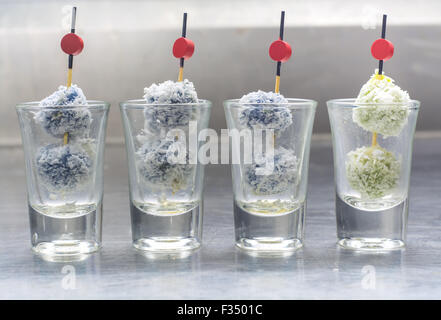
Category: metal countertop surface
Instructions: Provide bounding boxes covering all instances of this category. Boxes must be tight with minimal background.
[1,137,440,299]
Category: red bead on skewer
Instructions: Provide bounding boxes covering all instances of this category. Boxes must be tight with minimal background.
[372,14,392,76]
[269,39,292,62]
[173,37,195,60]
[61,33,84,56]
[270,11,291,93]
[371,38,394,61]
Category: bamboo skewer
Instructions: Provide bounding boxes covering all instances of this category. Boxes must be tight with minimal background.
[63,7,78,145]
[177,13,187,82]
[274,11,285,93]
[371,15,388,147]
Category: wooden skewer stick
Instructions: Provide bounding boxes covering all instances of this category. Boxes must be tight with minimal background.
[64,7,78,145]
[274,11,285,93]
[66,7,77,88]
[372,14,388,147]
[173,13,194,82]
[375,14,387,80]
[371,132,377,146]
[178,13,187,82]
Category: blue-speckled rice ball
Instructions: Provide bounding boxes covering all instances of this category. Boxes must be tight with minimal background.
[239,90,292,134]
[36,144,92,191]
[137,140,194,191]
[244,147,298,195]
[143,79,198,131]
[35,85,92,138]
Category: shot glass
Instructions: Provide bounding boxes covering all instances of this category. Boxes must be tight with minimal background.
[223,99,317,252]
[327,99,420,250]
[16,101,110,257]
[120,100,212,252]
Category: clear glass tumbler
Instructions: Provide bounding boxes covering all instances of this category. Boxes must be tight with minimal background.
[16,101,110,257]
[223,99,317,252]
[120,99,212,252]
[327,99,420,250]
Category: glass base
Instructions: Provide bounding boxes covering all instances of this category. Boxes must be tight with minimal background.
[133,237,201,252]
[336,193,408,251]
[236,238,302,252]
[29,203,102,257]
[338,238,405,251]
[233,200,305,252]
[32,240,101,256]
[130,201,202,252]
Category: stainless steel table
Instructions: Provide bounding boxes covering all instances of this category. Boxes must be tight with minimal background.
[1,137,440,299]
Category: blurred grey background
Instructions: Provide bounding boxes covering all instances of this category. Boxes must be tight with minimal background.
[1,0,440,145]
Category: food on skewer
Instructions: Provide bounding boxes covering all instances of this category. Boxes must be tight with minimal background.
[244,147,298,195]
[137,140,193,193]
[353,71,410,137]
[35,85,91,139]
[136,13,196,192]
[346,14,409,199]
[35,7,93,192]
[346,145,400,198]
[239,11,297,195]
[239,90,292,135]
[143,79,198,132]
[36,144,92,192]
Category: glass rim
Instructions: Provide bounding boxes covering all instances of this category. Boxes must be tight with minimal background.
[16,100,110,111]
[327,98,420,109]
[120,99,212,109]
[223,98,317,109]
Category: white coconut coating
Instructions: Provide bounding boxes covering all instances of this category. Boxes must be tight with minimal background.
[244,147,298,195]
[143,79,198,131]
[239,90,292,134]
[35,85,92,138]
[136,140,194,192]
[36,143,93,192]
[346,145,401,199]
[353,72,411,137]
